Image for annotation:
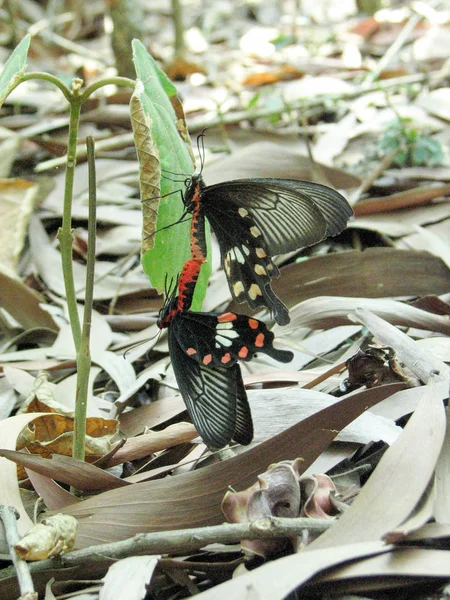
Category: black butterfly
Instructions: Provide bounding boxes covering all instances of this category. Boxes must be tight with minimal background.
[158,258,293,448]
[183,173,353,326]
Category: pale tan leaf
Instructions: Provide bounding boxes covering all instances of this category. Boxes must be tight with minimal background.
[287,296,450,334]
[435,406,450,524]
[0,178,38,277]
[0,413,52,553]
[100,556,159,600]
[203,142,360,189]
[305,378,447,550]
[29,215,150,300]
[192,541,388,600]
[312,548,450,591]
[108,422,198,466]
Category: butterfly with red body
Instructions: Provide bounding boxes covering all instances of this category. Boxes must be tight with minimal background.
[158,258,293,448]
[182,172,353,325]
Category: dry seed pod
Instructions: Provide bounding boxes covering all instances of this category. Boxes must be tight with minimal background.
[14,514,77,561]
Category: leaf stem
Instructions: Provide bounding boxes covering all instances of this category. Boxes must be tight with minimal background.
[19,71,72,101]
[72,136,97,463]
[80,76,135,103]
[57,79,84,351]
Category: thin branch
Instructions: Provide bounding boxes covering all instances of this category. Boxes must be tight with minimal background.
[0,506,37,599]
[0,517,332,579]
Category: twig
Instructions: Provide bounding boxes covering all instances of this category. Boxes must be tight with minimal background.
[0,506,37,599]
[362,11,423,88]
[0,517,332,579]
[348,148,400,206]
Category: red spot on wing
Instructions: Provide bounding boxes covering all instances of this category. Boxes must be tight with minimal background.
[217,312,238,323]
[248,318,259,330]
[255,333,265,348]
[221,353,231,364]
[186,348,197,356]
[239,347,249,358]
[203,354,212,365]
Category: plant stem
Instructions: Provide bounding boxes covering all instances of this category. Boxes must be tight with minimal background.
[72,137,97,463]
[20,71,72,101]
[80,76,135,102]
[57,79,84,352]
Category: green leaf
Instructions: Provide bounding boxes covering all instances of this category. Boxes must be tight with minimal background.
[0,35,31,109]
[132,39,210,310]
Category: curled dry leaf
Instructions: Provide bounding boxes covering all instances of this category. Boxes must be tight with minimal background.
[17,371,74,417]
[342,346,418,392]
[222,459,348,559]
[130,80,161,253]
[14,514,77,561]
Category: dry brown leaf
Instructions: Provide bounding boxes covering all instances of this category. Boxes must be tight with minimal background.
[119,396,186,437]
[55,385,392,548]
[108,422,198,466]
[0,449,130,491]
[14,514,77,561]
[353,184,450,216]
[270,249,450,308]
[16,413,118,461]
[0,270,56,330]
[130,80,160,253]
[203,142,360,189]
[351,202,450,237]
[25,468,80,511]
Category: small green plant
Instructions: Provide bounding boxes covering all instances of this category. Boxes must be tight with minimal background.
[0,36,210,463]
[378,117,444,167]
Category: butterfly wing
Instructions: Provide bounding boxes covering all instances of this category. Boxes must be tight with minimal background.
[253,178,354,240]
[174,311,294,367]
[199,179,351,323]
[168,321,252,448]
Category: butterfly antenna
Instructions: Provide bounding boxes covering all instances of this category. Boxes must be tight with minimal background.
[123,328,163,360]
[197,128,208,175]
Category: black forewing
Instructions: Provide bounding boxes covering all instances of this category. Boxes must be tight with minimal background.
[255,178,354,238]
[169,322,248,448]
[201,180,327,255]
[174,311,293,367]
[201,179,352,255]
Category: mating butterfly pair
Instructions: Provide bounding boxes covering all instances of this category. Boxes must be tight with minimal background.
[157,258,293,448]
[157,143,353,446]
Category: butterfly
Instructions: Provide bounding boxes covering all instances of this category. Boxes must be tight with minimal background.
[181,166,353,326]
[157,258,293,448]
